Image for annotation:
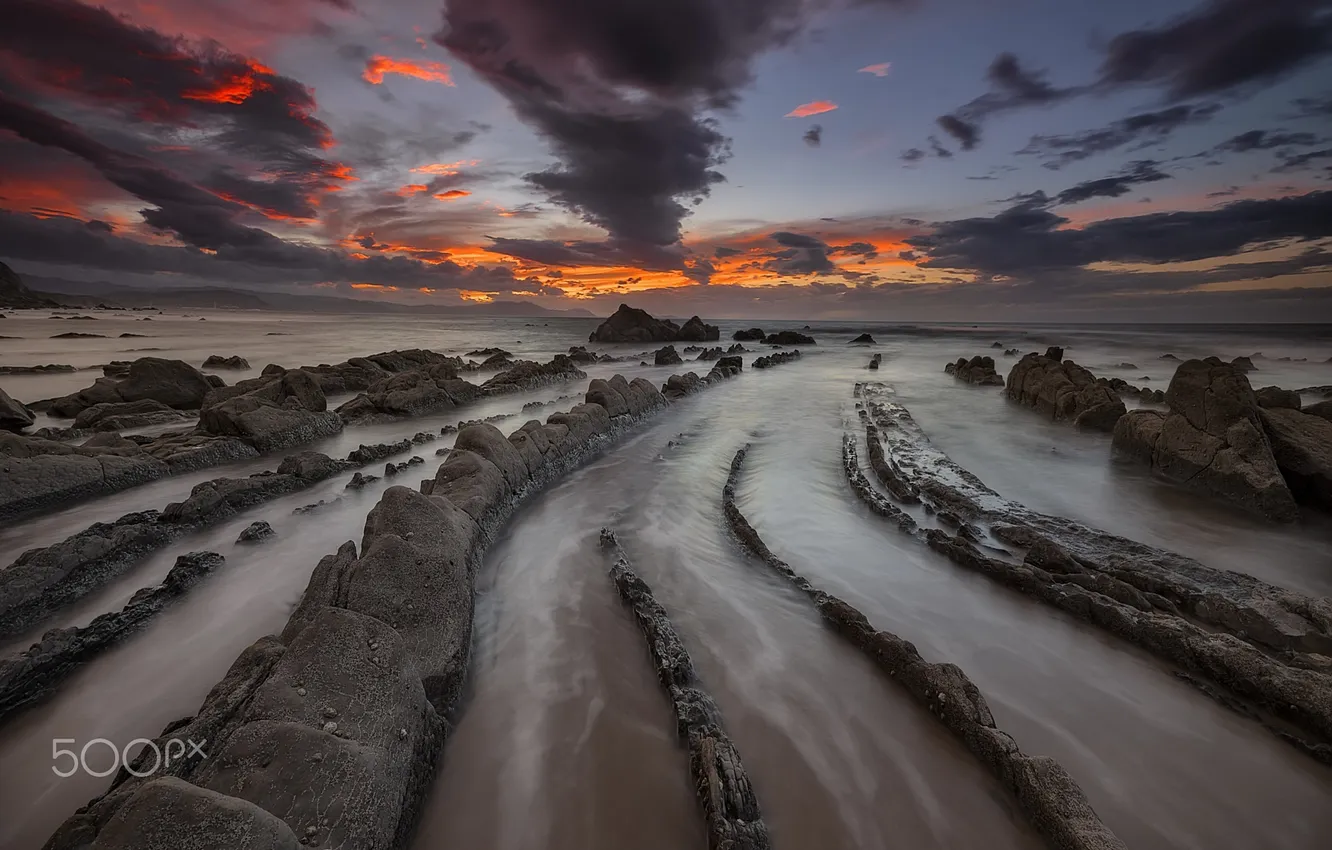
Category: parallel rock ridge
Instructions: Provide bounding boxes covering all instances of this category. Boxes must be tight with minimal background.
[1005,347,1127,431]
[603,530,771,850]
[723,445,1125,850]
[945,355,1004,386]
[46,364,765,850]
[851,383,1332,764]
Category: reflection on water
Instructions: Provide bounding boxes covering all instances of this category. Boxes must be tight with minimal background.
[1,312,1330,849]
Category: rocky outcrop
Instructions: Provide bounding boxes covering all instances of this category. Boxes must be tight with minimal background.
[589,304,717,343]
[237,521,275,543]
[753,350,801,369]
[0,364,76,375]
[1005,348,1126,431]
[465,347,510,359]
[654,345,683,366]
[200,370,341,453]
[1231,356,1257,373]
[0,552,226,724]
[1305,400,1332,423]
[45,368,748,850]
[1255,386,1301,410]
[1113,358,1298,522]
[0,260,64,308]
[694,346,724,361]
[604,531,771,850]
[45,358,217,417]
[725,446,1124,850]
[945,355,1005,386]
[849,333,876,345]
[763,330,816,345]
[1260,407,1332,511]
[1,385,35,432]
[203,355,250,370]
[566,345,598,364]
[72,399,191,432]
[0,431,172,523]
[868,353,882,370]
[733,327,765,341]
[479,355,586,395]
[336,364,477,424]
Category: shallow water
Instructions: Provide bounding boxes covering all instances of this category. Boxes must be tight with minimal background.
[1,311,1330,849]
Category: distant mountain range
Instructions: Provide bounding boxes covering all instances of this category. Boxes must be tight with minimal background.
[0,263,594,318]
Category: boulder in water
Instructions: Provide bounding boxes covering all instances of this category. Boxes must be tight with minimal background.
[733,327,766,341]
[945,355,1004,386]
[589,304,682,343]
[850,333,876,345]
[764,330,816,345]
[654,345,683,366]
[1231,356,1257,373]
[236,521,276,543]
[677,315,721,342]
[1005,352,1125,431]
[0,386,35,432]
[203,355,250,370]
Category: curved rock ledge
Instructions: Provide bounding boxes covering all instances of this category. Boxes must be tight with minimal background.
[0,552,225,725]
[602,530,771,850]
[848,383,1332,763]
[44,365,765,850]
[724,446,1124,850]
[0,439,425,644]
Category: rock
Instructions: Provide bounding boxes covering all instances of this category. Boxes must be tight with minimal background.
[677,315,721,342]
[1304,400,1332,423]
[1231,356,1257,372]
[589,304,684,343]
[945,355,1005,386]
[346,471,379,489]
[201,397,342,454]
[849,333,876,345]
[72,399,190,432]
[1112,410,1166,466]
[763,330,816,345]
[237,521,276,543]
[1259,408,1332,511]
[1,260,65,308]
[566,345,598,364]
[202,355,250,370]
[733,327,766,341]
[1160,353,1179,360]
[1122,358,1298,521]
[51,332,104,339]
[868,354,882,370]
[727,343,747,353]
[1005,352,1126,431]
[990,341,1003,349]
[1003,348,1020,356]
[454,422,529,491]
[1115,362,1138,370]
[480,351,512,368]
[753,350,801,369]
[0,364,76,375]
[0,431,168,523]
[654,345,683,366]
[117,358,216,409]
[694,347,724,361]
[480,356,585,395]
[1254,386,1301,410]
[1,386,35,432]
[465,347,511,359]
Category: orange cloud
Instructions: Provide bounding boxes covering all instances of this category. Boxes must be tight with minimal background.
[434,189,471,201]
[182,60,276,105]
[362,56,454,86]
[351,282,400,292]
[785,100,838,118]
[459,290,494,303]
[858,63,891,77]
[412,159,478,176]
[396,184,430,197]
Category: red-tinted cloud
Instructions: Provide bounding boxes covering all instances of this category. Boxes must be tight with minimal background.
[858,63,891,77]
[435,189,471,201]
[785,100,838,118]
[362,57,455,86]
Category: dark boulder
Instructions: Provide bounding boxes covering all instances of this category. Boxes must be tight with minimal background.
[465,347,511,359]
[695,347,724,361]
[1005,352,1125,431]
[589,304,683,343]
[764,330,816,345]
[945,356,1004,386]
[480,355,586,395]
[1231,356,1257,373]
[1259,407,1332,511]
[1,386,35,432]
[1304,399,1332,423]
[677,315,721,342]
[566,345,598,364]
[654,345,683,366]
[849,333,876,345]
[72,399,190,432]
[203,355,250,370]
[236,521,276,543]
[1254,386,1301,410]
[733,328,766,341]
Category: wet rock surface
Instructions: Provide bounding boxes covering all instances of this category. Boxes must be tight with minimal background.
[1113,358,1299,522]
[1,385,35,432]
[336,364,476,424]
[946,355,1005,386]
[603,530,771,850]
[753,350,802,369]
[200,369,342,453]
[43,358,217,418]
[478,355,586,395]
[0,552,226,724]
[236,521,275,543]
[72,399,190,432]
[725,446,1125,850]
[733,327,766,341]
[1005,349,1127,431]
[853,382,1332,763]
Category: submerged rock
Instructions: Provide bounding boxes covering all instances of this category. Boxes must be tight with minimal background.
[763,330,816,346]
[0,364,76,375]
[1005,351,1126,431]
[236,521,276,543]
[654,345,683,366]
[1113,358,1298,522]
[480,355,586,395]
[849,333,876,345]
[753,350,802,369]
[203,355,250,370]
[945,355,1005,386]
[733,327,766,341]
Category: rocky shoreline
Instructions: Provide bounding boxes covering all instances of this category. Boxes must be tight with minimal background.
[603,529,771,850]
[41,360,769,850]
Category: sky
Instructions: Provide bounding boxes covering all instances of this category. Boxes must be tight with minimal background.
[1,0,1331,321]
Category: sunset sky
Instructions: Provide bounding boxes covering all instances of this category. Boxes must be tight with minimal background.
[2,0,1330,320]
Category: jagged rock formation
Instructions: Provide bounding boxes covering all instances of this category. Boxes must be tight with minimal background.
[851,383,1332,763]
[603,531,771,850]
[0,385,35,432]
[202,355,250,370]
[236,521,275,543]
[200,370,342,452]
[43,365,763,850]
[42,358,217,417]
[694,346,724,361]
[753,350,801,369]
[478,355,586,395]
[0,552,226,724]
[724,446,1125,850]
[733,327,766,341]
[1005,348,1126,431]
[589,303,718,342]
[945,355,1005,386]
[654,345,683,366]
[72,399,191,432]
[763,330,816,346]
[336,363,478,424]
[1113,358,1299,522]
[849,333,876,345]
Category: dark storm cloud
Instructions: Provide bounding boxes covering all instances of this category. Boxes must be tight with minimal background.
[1098,0,1332,100]
[1018,103,1221,168]
[756,231,879,275]
[906,189,1332,275]
[936,114,980,150]
[1053,160,1172,205]
[803,124,824,147]
[714,246,742,258]
[437,0,910,252]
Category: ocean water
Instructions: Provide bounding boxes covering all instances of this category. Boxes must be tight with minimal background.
[0,309,1330,849]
